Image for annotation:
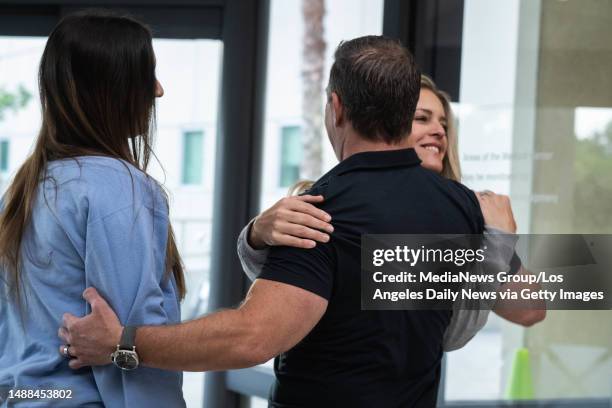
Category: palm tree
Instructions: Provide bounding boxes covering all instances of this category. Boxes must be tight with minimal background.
[300,0,326,181]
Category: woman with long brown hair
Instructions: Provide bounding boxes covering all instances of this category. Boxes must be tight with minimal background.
[0,11,185,407]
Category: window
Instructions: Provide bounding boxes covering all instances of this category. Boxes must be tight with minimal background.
[0,36,44,197]
[279,125,302,188]
[0,140,9,172]
[443,0,612,403]
[259,0,384,210]
[182,130,204,185]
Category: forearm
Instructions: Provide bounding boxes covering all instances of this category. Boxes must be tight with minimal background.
[135,308,266,372]
[482,225,517,270]
[494,306,545,327]
[493,267,546,326]
[441,227,510,351]
[479,228,546,325]
[64,280,324,372]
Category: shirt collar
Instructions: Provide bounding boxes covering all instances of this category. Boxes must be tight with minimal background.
[333,148,421,176]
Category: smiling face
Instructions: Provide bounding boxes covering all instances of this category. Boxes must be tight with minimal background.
[409,89,448,174]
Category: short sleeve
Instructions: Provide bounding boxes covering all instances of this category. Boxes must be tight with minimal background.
[258,241,336,301]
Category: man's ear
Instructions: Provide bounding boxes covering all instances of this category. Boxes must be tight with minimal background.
[330,92,344,127]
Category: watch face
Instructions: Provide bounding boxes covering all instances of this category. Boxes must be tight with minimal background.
[113,350,139,370]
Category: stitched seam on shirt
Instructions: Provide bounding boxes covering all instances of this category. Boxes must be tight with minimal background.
[87,203,168,226]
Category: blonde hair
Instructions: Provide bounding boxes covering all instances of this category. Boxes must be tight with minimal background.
[420,75,462,182]
[287,180,315,196]
[286,75,461,196]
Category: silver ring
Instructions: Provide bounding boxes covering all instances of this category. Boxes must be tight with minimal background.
[63,345,72,359]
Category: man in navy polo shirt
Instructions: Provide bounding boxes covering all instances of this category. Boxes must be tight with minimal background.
[61,36,486,408]
[256,36,483,407]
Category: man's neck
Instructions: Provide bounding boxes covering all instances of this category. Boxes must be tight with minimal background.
[341,132,411,161]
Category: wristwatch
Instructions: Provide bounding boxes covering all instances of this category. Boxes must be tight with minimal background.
[111,326,139,370]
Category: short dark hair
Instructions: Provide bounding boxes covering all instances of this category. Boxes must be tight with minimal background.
[328,36,421,143]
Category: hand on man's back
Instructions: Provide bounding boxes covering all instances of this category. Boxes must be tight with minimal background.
[476,191,517,233]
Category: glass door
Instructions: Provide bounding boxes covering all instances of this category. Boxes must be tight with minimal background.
[444,0,612,404]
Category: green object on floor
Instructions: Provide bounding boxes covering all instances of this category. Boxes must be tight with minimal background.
[505,347,535,400]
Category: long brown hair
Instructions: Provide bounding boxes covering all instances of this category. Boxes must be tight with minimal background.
[0,10,185,302]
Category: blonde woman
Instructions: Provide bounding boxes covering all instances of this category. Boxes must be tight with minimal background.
[237,75,544,350]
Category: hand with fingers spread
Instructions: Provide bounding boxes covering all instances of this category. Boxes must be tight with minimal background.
[58,287,123,369]
[249,195,334,250]
[475,190,517,233]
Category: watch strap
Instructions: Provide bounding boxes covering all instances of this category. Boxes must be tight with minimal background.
[119,326,137,350]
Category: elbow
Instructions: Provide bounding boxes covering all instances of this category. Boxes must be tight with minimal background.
[242,346,275,368]
[234,320,278,368]
[517,309,546,327]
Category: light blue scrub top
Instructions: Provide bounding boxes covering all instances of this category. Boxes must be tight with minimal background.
[0,156,185,407]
